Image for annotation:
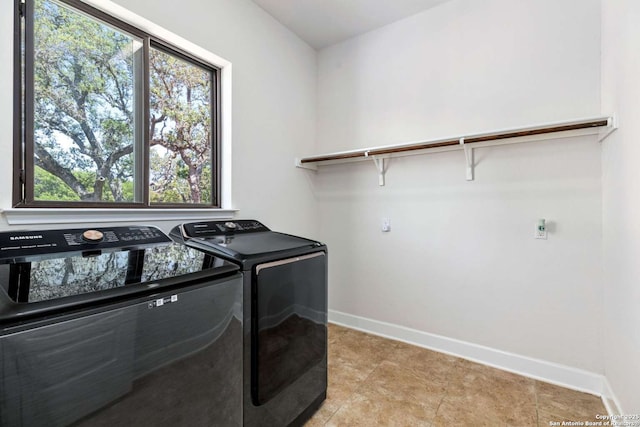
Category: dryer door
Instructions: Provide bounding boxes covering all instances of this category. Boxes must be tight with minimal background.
[252,251,327,405]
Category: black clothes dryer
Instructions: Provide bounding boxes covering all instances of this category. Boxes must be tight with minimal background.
[171,220,327,427]
[0,225,243,427]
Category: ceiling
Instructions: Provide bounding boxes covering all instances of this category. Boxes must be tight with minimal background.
[250,0,451,50]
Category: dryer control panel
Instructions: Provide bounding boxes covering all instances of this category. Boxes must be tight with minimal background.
[182,220,270,238]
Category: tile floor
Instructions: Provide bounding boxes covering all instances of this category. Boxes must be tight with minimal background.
[305,324,607,426]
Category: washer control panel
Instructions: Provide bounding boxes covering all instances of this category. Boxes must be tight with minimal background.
[0,226,170,260]
[182,220,269,238]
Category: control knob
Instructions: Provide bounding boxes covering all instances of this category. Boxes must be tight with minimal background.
[224,222,237,229]
[82,229,104,243]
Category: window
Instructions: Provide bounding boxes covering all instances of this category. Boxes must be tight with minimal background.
[14,0,220,208]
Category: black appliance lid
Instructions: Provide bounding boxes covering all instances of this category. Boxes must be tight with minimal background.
[173,220,325,270]
[191,232,320,258]
[0,226,239,323]
[0,242,235,303]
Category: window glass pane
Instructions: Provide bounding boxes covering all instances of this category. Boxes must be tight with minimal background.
[32,0,142,202]
[149,47,213,205]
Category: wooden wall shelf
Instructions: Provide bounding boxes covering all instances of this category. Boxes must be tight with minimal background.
[295,116,616,184]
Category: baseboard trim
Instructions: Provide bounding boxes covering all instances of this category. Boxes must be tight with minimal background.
[601,377,624,415]
[329,310,606,398]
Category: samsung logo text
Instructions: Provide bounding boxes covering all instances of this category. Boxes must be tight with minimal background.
[9,235,43,241]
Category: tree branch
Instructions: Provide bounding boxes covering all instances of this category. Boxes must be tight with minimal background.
[60,71,100,154]
[104,61,128,114]
[34,145,91,199]
[106,144,134,165]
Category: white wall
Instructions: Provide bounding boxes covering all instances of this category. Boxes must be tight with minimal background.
[316,0,604,375]
[601,0,640,414]
[317,0,600,153]
[0,0,319,238]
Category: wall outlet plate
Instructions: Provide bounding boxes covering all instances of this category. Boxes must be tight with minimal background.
[381,218,390,232]
[535,229,547,239]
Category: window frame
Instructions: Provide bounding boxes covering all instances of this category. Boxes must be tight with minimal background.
[13,0,221,209]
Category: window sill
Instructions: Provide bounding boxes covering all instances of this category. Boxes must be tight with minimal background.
[2,208,238,226]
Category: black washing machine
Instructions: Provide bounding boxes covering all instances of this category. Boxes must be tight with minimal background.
[171,220,327,427]
[0,225,243,426]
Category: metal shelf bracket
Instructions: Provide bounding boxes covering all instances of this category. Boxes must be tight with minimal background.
[459,138,474,181]
[367,152,387,186]
[295,158,318,171]
[598,114,618,142]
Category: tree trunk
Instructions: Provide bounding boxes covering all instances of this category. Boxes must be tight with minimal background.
[188,163,201,203]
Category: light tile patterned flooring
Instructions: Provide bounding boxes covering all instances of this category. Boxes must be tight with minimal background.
[306,324,607,426]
